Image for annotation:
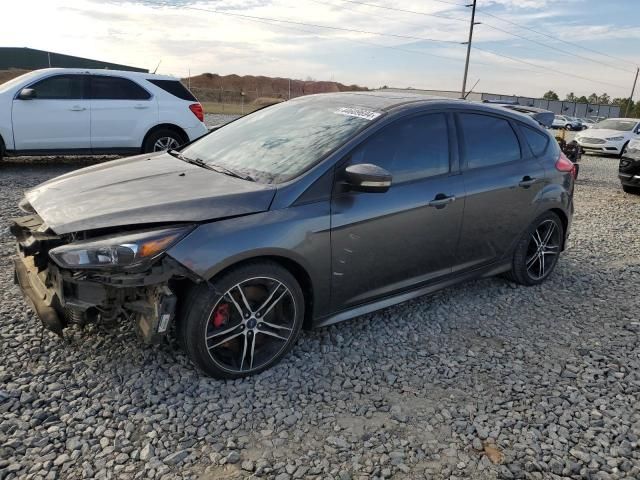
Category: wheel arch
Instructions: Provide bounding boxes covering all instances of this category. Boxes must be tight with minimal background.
[200,254,316,330]
[548,207,569,250]
[141,123,189,152]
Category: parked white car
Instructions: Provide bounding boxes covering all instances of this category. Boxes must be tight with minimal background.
[580,118,596,129]
[575,118,640,155]
[0,68,208,159]
[552,115,581,130]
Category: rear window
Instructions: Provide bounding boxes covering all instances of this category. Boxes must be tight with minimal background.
[90,76,151,100]
[459,113,521,169]
[147,79,197,101]
[521,126,549,156]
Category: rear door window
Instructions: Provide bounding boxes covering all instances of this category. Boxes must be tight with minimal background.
[147,79,197,101]
[521,125,549,156]
[28,74,85,100]
[458,113,521,169]
[349,113,450,183]
[90,76,151,100]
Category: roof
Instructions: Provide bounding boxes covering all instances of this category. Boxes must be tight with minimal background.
[0,47,147,72]
[291,90,460,111]
[20,67,177,81]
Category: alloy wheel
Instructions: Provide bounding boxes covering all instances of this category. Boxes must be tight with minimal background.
[525,219,561,280]
[153,136,180,151]
[204,277,296,373]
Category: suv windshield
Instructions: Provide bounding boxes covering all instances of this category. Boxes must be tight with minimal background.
[594,119,638,131]
[180,96,382,184]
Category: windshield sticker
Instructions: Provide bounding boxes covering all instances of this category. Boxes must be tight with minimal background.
[334,107,381,121]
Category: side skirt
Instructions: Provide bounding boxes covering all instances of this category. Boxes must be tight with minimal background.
[313,260,511,329]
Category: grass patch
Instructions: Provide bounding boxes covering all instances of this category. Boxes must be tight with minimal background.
[201,102,259,115]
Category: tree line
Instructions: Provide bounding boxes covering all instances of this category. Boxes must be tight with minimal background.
[541,90,639,117]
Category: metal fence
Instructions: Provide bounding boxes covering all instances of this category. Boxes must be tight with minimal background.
[384,89,621,119]
[479,93,620,119]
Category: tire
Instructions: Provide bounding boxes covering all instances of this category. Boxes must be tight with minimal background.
[622,184,640,195]
[505,211,564,286]
[143,128,186,153]
[178,261,305,379]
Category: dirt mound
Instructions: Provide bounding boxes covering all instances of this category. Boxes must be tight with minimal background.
[0,69,30,84]
[185,73,367,103]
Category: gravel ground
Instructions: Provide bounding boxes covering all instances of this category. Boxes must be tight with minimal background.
[1,152,639,480]
[204,113,241,128]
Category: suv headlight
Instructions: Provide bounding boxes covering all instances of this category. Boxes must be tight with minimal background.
[49,226,193,269]
[606,136,625,141]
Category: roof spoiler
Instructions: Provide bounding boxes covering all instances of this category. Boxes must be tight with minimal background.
[499,104,554,128]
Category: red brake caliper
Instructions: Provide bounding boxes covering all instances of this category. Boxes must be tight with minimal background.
[212,303,230,328]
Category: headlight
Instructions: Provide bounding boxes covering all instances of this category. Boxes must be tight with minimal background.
[606,136,625,141]
[49,226,193,269]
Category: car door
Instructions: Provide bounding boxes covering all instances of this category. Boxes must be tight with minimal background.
[454,112,546,271]
[12,74,90,151]
[330,112,465,310]
[89,75,157,150]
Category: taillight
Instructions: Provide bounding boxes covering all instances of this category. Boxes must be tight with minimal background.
[189,103,204,122]
[555,151,576,179]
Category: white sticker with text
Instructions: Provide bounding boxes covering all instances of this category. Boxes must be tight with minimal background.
[334,107,381,121]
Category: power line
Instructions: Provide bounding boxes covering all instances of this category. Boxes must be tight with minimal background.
[144,0,461,45]
[479,23,636,74]
[329,0,636,76]
[477,9,637,67]
[335,0,468,22]
[146,0,629,92]
[472,45,628,90]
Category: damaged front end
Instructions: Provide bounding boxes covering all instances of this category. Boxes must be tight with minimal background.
[11,215,199,343]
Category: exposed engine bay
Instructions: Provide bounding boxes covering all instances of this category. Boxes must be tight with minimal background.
[11,214,198,343]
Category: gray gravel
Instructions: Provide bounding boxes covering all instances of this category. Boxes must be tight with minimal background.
[1,153,639,480]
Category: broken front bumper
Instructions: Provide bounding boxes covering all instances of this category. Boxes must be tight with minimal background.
[11,215,195,343]
[14,253,65,335]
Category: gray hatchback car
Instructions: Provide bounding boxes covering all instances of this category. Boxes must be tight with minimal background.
[12,92,575,378]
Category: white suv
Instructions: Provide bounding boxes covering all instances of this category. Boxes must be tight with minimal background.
[0,68,208,159]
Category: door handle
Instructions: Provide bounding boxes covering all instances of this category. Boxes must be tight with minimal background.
[134,104,149,109]
[518,176,537,188]
[69,105,86,111]
[428,194,456,209]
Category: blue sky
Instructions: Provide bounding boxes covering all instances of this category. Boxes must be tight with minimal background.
[1,0,638,99]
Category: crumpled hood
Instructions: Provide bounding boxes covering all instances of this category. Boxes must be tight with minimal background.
[578,128,630,139]
[25,152,276,234]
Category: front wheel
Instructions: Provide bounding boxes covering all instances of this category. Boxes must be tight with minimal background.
[178,261,304,379]
[143,129,185,153]
[505,212,564,286]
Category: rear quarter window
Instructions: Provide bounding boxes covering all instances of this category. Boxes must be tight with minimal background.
[521,125,550,156]
[147,79,197,101]
[458,113,521,169]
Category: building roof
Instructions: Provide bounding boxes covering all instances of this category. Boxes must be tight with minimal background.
[0,47,147,72]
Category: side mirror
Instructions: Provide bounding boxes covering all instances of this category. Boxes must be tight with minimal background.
[344,163,392,193]
[18,88,36,100]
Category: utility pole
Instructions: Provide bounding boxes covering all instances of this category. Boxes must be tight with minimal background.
[461,0,479,98]
[624,66,639,117]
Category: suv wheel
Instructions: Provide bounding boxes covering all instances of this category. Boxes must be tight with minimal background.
[143,129,185,153]
[179,261,304,379]
[506,211,564,286]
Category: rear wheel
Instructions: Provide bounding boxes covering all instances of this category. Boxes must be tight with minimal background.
[179,261,304,379]
[622,184,640,194]
[143,128,186,153]
[505,212,564,286]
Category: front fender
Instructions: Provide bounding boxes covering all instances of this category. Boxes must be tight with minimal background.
[167,202,332,318]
